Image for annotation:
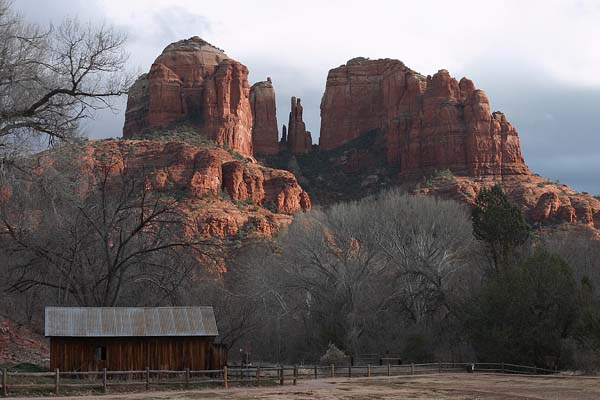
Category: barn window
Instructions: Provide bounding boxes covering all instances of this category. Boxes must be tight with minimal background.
[95,346,107,361]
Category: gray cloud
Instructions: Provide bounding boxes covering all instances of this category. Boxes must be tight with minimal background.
[464,69,600,194]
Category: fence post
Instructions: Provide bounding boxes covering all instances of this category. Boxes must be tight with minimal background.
[2,368,7,397]
[103,368,107,393]
[331,364,335,378]
[501,362,505,374]
[534,366,537,375]
[367,364,371,378]
[185,368,190,389]
[348,365,352,378]
[293,366,297,385]
[256,365,260,386]
[145,367,149,390]
[314,365,318,379]
[438,363,442,374]
[223,366,228,389]
[279,365,284,385]
[411,363,414,375]
[54,368,60,395]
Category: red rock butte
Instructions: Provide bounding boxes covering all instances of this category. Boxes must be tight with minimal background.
[319,57,529,178]
[250,78,280,155]
[123,37,254,157]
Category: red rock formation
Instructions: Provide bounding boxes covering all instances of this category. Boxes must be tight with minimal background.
[532,192,563,223]
[19,140,310,242]
[250,78,279,154]
[319,58,529,177]
[123,37,253,157]
[283,97,312,154]
[109,140,308,237]
[320,58,392,150]
[418,173,600,231]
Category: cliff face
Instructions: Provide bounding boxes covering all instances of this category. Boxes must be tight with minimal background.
[417,174,600,231]
[250,78,280,155]
[123,37,253,157]
[319,58,528,177]
[48,140,311,240]
[289,56,599,232]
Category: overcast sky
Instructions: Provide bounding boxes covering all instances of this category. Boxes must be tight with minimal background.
[14,0,600,194]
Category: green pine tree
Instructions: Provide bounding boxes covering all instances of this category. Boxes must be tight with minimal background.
[471,184,531,273]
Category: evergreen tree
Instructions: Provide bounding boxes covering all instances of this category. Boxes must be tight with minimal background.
[471,184,530,272]
[461,250,578,368]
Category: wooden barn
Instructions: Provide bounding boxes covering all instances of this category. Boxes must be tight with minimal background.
[45,306,227,372]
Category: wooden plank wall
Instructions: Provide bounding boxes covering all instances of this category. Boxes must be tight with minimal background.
[50,337,225,372]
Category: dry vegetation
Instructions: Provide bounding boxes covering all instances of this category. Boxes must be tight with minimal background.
[10,374,600,400]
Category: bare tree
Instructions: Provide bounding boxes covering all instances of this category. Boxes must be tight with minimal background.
[0,149,213,307]
[0,0,132,157]
[235,189,478,362]
[372,190,477,324]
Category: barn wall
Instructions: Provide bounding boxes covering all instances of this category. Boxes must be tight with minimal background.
[50,337,226,372]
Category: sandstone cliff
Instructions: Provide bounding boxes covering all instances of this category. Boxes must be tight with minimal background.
[40,140,311,240]
[281,56,598,232]
[123,37,254,157]
[250,78,279,154]
[415,173,600,231]
[319,58,528,177]
[281,97,312,154]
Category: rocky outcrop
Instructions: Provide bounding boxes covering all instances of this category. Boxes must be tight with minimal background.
[123,37,253,157]
[282,97,312,154]
[412,173,600,230]
[319,58,529,177]
[250,78,279,154]
[45,140,310,240]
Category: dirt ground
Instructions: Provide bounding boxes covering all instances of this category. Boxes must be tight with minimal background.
[13,373,600,400]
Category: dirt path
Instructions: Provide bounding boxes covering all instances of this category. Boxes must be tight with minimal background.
[12,373,600,400]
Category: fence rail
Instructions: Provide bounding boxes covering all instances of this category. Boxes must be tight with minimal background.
[0,362,563,397]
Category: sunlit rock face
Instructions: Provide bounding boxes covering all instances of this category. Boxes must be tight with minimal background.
[250,78,280,155]
[316,57,600,231]
[123,37,253,157]
[29,140,311,240]
[319,57,529,177]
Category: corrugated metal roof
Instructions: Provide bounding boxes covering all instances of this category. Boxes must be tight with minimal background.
[44,307,218,337]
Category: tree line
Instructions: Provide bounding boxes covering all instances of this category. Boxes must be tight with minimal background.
[223,186,600,370]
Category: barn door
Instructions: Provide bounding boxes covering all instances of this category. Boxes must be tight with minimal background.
[95,345,107,370]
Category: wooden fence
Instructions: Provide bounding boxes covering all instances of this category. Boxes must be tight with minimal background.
[0,362,559,397]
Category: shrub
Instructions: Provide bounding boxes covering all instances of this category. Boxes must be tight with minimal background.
[263,201,278,213]
[433,169,455,180]
[319,343,348,366]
